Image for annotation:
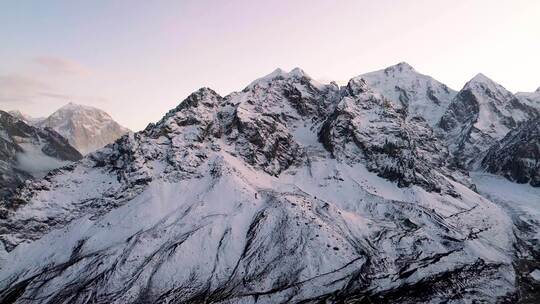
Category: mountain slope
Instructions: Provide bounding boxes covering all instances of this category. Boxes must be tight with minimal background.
[361,62,456,126]
[319,77,454,193]
[37,103,130,155]
[0,70,519,303]
[516,86,540,111]
[471,172,540,302]
[6,111,44,125]
[438,74,539,168]
[0,111,82,198]
[481,118,540,187]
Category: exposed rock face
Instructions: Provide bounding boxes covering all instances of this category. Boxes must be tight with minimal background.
[0,111,82,198]
[37,103,130,155]
[319,78,452,193]
[438,73,539,168]
[516,86,540,111]
[361,62,457,126]
[0,69,521,303]
[482,118,540,186]
[224,68,340,175]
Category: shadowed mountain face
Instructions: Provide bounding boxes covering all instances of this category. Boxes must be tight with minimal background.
[0,111,82,198]
[438,74,539,169]
[482,118,540,187]
[0,66,538,303]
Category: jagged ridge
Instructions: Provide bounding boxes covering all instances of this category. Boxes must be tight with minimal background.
[0,68,519,303]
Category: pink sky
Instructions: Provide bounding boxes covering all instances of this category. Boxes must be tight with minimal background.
[1,0,539,130]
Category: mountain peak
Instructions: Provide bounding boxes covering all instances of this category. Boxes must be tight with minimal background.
[536,86,540,93]
[59,102,95,111]
[193,86,220,96]
[38,103,130,154]
[49,103,113,123]
[469,73,492,83]
[464,73,505,92]
[265,67,307,79]
[384,61,416,73]
[269,67,286,76]
[396,61,415,69]
[248,67,311,88]
[7,110,25,122]
[360,62,456,126]
[8,110,23,117]
[181,87,222,107]
[289,67,306,77]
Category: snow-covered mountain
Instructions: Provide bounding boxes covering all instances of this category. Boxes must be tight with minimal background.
[7,110,45,125]
[36,103,130,155]
[481,118,540,187]
[0,110,82,198]
[516,86,540,111]
[361,62,457,126]
[1,69,531,303]
[438,73,539,169]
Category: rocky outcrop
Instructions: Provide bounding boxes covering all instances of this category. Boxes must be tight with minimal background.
[482,118,540,186]
[319,78,452,193]
[438,73,539,169]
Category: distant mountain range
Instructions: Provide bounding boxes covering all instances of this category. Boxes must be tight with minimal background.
[10,103,130,155]
[0,103,128,199]
[0,110,81,197]
[1,63,539,303]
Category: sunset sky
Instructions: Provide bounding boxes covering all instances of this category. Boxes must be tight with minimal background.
[1,0,539,130]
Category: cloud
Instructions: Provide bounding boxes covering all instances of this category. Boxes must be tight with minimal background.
[32,56,91,75]
[38,92,72,100]
[0,57,104,108]
[0,74,70,105]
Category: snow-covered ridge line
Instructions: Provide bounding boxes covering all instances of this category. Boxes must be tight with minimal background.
[0,64,538,303]
[360,62,457,126]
